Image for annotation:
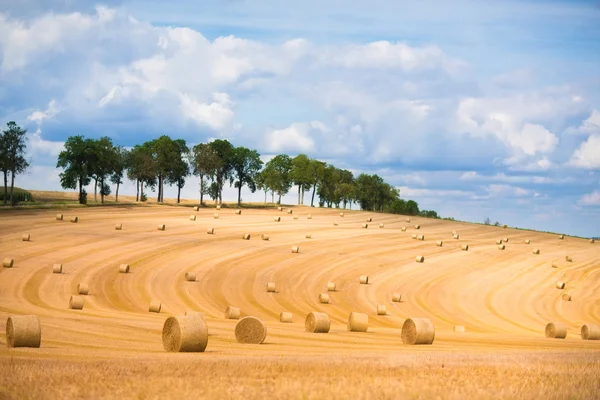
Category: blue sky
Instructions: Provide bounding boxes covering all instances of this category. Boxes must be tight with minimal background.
[0,0,599,237]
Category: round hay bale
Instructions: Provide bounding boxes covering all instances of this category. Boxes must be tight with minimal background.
[590,239,595,244]
[498,244,505,250]
[362,223,368,229]
[379,223,384,228]
[454,325,466,333]
[319,293,330,304]
[277,206,282,211]
[184,311,206,320]
[366,217,372,222]
[503,238,509,243]
[340,212,344,217]
[242,233,251,240]
[525,239,531,244]
[149,300,162,313]
[581,324,600,340]
[406,218,411,223]
[162,315,208,352]
[412,234,417,239]
[287,209,293,214]
[401,318,435,345]
[207,228,214,234]
[6,315,41,348]
[69,295,84,310]
[77,283,89,295]
[189,215,196,221]
[115,223,122,230]
[376,305,387,315]
[235,209,241,215]
[565,256,572,262]
[193,206,200,211]
[551,263,559,269]
[185,272,196,282]
[359,275,369,284]
[52,264,62,274]
[3,258,14,268]
[452,230,457,235]
[545,322,567,339]
[561,293,571,301]
[462,245,469,251]
[22,234,30,242]
[415,224,421,229]
[347,312,368,332]
[280,312,292,323]
[274,216,281,222]
[417,235,424,240]
[415,256,424,263]
[305,312,330,333]
[556,281,565,289]
[261,234,270,241]
[453,234,460,239]
[216,205,221,210]
[293,215,299,220]
[333,222,338,226]
[266,282,276,292]
[225,306,240,320]
[559,234,564,239]
[307,214,312,219]
[291,245,300,253]
[213,213,219,219]
[119,264,130,273]
[305,233,312,239]
[56,214,63,221]
[392,292,402,302]
[157,224,165,231]
[496,239,503,245]
[401,227,407,231]
[533,249,540,254]
[70,216,78,223]
[235,316,267,344]
[503,225,508,229]
[436,241,443,247]
[327,282,336,292]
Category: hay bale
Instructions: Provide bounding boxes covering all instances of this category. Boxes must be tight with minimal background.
[235,209,241,215]
[183,311,206,320]
[291,245,300,253]
[305,233,312,239]
[22,234,30,242]
[149,300,162,313]
[496,239,503,245]
[340,212,344,217]
[307,214,312,219]
[261,234,270,241]
[454,325,466,333]
[392,292,402,302]
[366,217,372,222]
[333,222,338,226]
[319,293,330,304]
[462,245,469,251]
[185,272,196,282]
[503,225,508,229]
[327,282,336,292]
[401,227,407,231]
[559,234,564,239]
[52,264,62,274]
[551,263,559,269]
[525,239,531,244]
[119,264,130,273]
[266,282,276,292]
[359,275,369,284]
[561,293,571,301]
[533,249,540,254]
[189,215,196,221]
[70,216,78,223]
[3,258,14,268]
[379,223,384,228]
[565,256,572,262]
[225,306,240,320]
[69,295,84,310]
[77,283,89,295]
[556,281,565,289]
[415,256,424,263]
[412,234,417,239]
[503,238,509,243]
[376,305,387,315]
[417,235,424,240]
[235,316,267,344]
[498,244,505,250]
[362,223,368,229]
[347,312,368,332]
[406,218,411,223]
[277,207,282,211]
[305,312,330,333]
[280,312,293,323]
[293,215,299,220]
[287,209,293,214]
[545,322,567,339]
[213,213,219,219]
[56,214,63,221]
[115,223,122,230]
[6,315,41,348]
[453,234,460,239]
[581,324,600,340]
[216,205,221,210]
[242,233,251,240]
[162,315,208,352]
[452,230,457,235]
[193,206,200,211]
[590,239,595,244]
[415,224,421,229]
[207,228,214,234]
[274,216,281,222]
[157,224,165,231]
[401,318,435,345]
[436,241,443,247]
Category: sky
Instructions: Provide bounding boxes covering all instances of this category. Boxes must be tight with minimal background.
[0,0,599,237]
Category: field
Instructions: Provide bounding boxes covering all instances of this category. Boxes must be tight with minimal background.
[1,202,599,399]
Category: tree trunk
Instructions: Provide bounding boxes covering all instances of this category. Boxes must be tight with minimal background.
[93,178,98,202]
[264,190,267,204]
[177,182,181,204]
[78,176,83,204]
[140,181,144,200]
[9,171,15,206]
[136,180,139,202]
[297,185,301,205]
[2,170,7,206]
[157,175,162,202]
[200,175,204,205]
[237,183,242,206]
[116,182,120,202]
[278,193,281,204]
[301,188,305,205]
[100,178,105,204]
[310,184,317,207]
[271,191,274,203]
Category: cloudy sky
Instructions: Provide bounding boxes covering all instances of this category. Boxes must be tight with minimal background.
[0,0,599,237]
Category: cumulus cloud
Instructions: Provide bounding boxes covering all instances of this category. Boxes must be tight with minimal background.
[265,122,319,153]
[570,134,600,169]
[578,190,600,206]
[179,92,235,130]
[27,99,60,123]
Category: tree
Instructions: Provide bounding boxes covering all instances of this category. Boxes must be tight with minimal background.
[230,146,263,206]
[318,165,342,208]
[262,154,292,204]
[148,135,181,203]
[255,169,268,204]
[191,143,220,205]
[57,135,93,205]
[88,137,117,204]
[308,159,326,207]
[290,154,312,205]
[126,144,156,202]
[208,139,234,204]
[1,122,29,206]
[405,199,419,215]
[484,217,491,225]
[0,129,8,205]
[111,146,128,202]
[165,139,190,204]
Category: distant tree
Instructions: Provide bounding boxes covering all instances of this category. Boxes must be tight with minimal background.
[230,146,263,206]
[165,139,190,204]
[419,210,439,219]
[262,154,292,204]
[308,159,326,207]
[57,135,93,205]
[89,137,117,204]
[255,169,268,204]
[1,122,30,206]
[126,144,157,202]
[110,146,128,202]
[0,129,8,205]
[191,143,220,206]
[494,221,501,227]
[484,217,491,225]
[405,199,419,216]
[290,154,312,205]
[208,139,234,205]
[207,181,219,202]
[148,135,181,203]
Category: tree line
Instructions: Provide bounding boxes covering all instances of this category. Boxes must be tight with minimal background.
[0,122,30,206]
[56,133,440,217]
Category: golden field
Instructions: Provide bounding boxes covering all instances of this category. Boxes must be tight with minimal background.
[1,201,599,399]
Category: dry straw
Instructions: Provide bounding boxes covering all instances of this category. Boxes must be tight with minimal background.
[277,207,282,211]
[193,206,200,211]
[77,283,89,295]
[340,212,344,217]
[525,239,531,244]
[115,223,122,230]
[503,225,508,229]
[266,282,276,292]
[359,275,369,284]
[590,239,595,244]
[242,233,251,240]
[412,234,417,239]
[288,209,293,214]
[376,305,387,315]
[69,295,84,310]
[235,316,267,344]
[119,264,130,273]
[436,241,443,247]
[162,315,208,352]
[214,213,219,219]
[462,245,469,251]
[207,228,214,234]
[56,214,63,221]
[454,234,460,239]
[71,217,78,223]
[190,215,196,221]
[561,293,571,301]
[533,249,540,254]
[3,258,14,268]
[261,234,270,241]
[401,227,407,231]
[392,292,402,302]
[415,224,421,229]
[556,281,565,289]
[366,217,372,222]
[551,263,559,269]
[294,215,299,220]
[417,235,424,240]
[401,318,435,345]
[581,324,600,340]
[305,312,330,333]
[280,312,293,323]
[496,239,503,245]
[184,311,206,320]
[52,264,62,274]
[185,272,196,282]
[225,306,240,319]
[327,282,336,292]
[565,256,572,262]
[216,205,221,210]
[235,209,242,215]
[559,234,564,239]
[319,293,330,304]
[545,322,567,339]
[291,245,300,253]
[347,312,368,332]
[149,300,162,313]
[498,244,505,250]
[454,325,466,333]
[157,224,166,231]
[307,214,312,219]
[379,223,384,228]
[305,233,312,239]
[415,256,425,263]
[406,218,411,223]
[503,238,509,242]
[362,223,368,229]
[274,216,281,222]
[22,234,30,242]
[6,315,41,348]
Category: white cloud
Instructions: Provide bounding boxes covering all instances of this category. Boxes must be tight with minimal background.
[397,186,473,198]
[27,99,60,123]
[570,134,600,169]
[578,190,600,206]
[567,109,600,136]
[179,92,235,130]
[28,129,64,157]
[265,122,319,153]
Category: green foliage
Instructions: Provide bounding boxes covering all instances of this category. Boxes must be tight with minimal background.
[230,146,263,205]
[208,139,234,203]
[140,192,147,202]
[1,121,30,206]
[0,187,32,203]
[57,135,93,204]
[79,189,88,205]
[191,143,220,204]
[419,210,439,219]
[262,154,293,203]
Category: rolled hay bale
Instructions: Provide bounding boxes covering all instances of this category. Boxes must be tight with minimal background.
[261,234,270,241]
[291,245,300,253]
[417,235,424,241]
[436,241,443,247]
[280,312,293,323]
[274,216,281,222]
[415,256,425,263]
[590,239,595,244]
[242,233,251,240]
[498,244,505,250]
[52,264,62,274]
[157,224,166,231]
[266,282,276,292]
[162,315,208,352]
[412,234,417,239]
[287,209,293,214]
[319,293,330,304]
[406,218,411,223]
[56,214,63,221]
[359,275,369,284]
[213,213,219,219]
[401,318,435,345]
[551,263,559,269]
[503,225,508,229]
[305,233,312,239]
[401,227,407,231]
[376,305,387,315]
[22,234,31,242]
[362,223,368,229]
[581,324,600,340]
[533,249,540,254]
[77,283,89,295]
[462,245,469,251]
[392,292,402,302]
[185,272,196,282]
[115,223,122,230]
[327,282,336,292]
[454,325,466,333]
[3,258,14,268]
[379,223,384,228]
[525,239,531,244]
[305,312,330,333]
[545,322,567,339]
[561,293,571,301]
[556,281,565,289]
[235,209,241,215]
[293,215,299,220]
[415,224,421,229]
[452,230,457,235]
[225,306,240,320]
[193,206,200,211]
[340,212,344,217]
[189,215,196,221]
[235,316,267,344]
[347,312,368,332]
[6,315,41,348]
[503,238,509,243]
[207,228,214,234]
[216,205,221,210]
[69,295,84,310]
[366,217,372,222]
[333,222,338,226]
[453,234,460,240]
[149,300,162,313]
[496,239,503,245]
[277,206,282,211]
[307,214,312,219]
[184,311,206,320]
[565,256,572,262]
[70,217,79,223]
[119,264,130,273]
[559,234,564,239]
